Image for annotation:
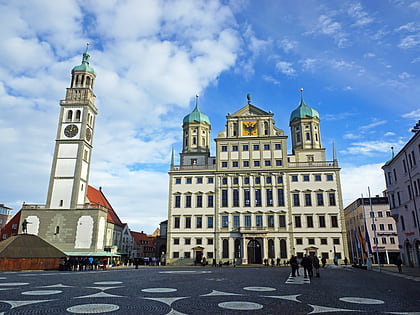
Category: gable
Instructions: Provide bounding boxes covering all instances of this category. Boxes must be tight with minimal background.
[230,104,271,118]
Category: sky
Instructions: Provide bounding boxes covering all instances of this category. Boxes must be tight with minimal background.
[0,0,419,234]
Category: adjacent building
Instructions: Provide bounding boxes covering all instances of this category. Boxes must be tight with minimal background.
[0,205,12,231]
[382,124,420,267]
[344,196,399,264]
[167,93,349,265]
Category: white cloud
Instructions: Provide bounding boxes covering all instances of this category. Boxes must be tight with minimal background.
[384,132,396,136]
[402,109,420,119]
[279,39,298,53]
[359,120,387,131]
[275,61,296,76]
[341,163,386,207]
[347,2,374,27]
[300,58,318,72]
[398,72,411,79]
[343,133,361,140]
[363,52,376,58]
[398,34,420,49]
[317,14,348,47]
[340,139,404,156]
[396,22,419,32]
[262,75,281,85]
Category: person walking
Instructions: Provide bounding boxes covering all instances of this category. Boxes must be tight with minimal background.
[289,255,298,277]
[301,255,313,278]
[313,256,320,277]
[396,256,403,273]
[321,256,326,268]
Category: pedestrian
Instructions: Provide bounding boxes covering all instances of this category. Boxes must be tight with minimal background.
[264,258,268,266]
[271,258,275,267]
[321,256,326,268]
[333,255,338,266]
[289,255,298,277]
[344,257,348,265]
[301,255,312,278]
[134,258,139,269]
[313,256,320,277]
[276,257,280,266]
[396,256,403,273]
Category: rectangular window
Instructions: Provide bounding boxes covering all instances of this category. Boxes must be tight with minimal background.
[255,177,261,184]
[232,161,239,167]
[196,216,202,228]
[245,215,251,227]
[243,145,249,151]
[295,216,302,228]
[232,145,238,151]
[222,177,228,185]
[268,215,274,228]
[175,196,181,208]
[233,215,240,228]
[196,238,202,245]
[317,193,324,206]
[207,216,213,228]
[233,177,239,185]
[254,161,260,167]
[253,145,259,150]
[196,195,202,208]
[222,190,228,207]
[186,195,192,208]
[244,189,251,207]
[293,193,300,206]
[256,215,263,227]
[265,160,271,166]
[264,144,270,150]
[255,189,262,206]
[208,177,214,183]
[185,238,191,245]
[173,238,179,245]
[379,224,385,231]
[275,143,281,150]
[319,215,326,228]
[278,189,285,206]
[208,238,213,245]
[221,162,228,167]
[279,215,286,227]
[305,193,312,206]
[321,238,327,245]
[276,160,282,166]
[333,238,340,245]
[266,189,273,206]
[296,238,303,245]
[331,215,338,228]
[292,175,298,182]
[327,174,333,181]
[185,217,191,229]
[277,176,283,184]
[173,252,179,258]
[266,176,272,184]
[175,178,181,184]
[174,217,180,228]
[315,175,321,181]
[382,237,387,244]
[222,216,228,228]
[207,195,214,207]
[378,211,383,217]
[233,189,239,207]
[329,193,336,206]
[243,161,249,167]
[386,211,391,217]
[308,238,315,245]
[244,177,249,184]
[388,224,393,230]
[371,224,376,231]
[390,237,395,244]
[221,145,227,152]
[186,177,192,184]
[307,215,314,228]
[197,177,203,184]
[303,175,309,181]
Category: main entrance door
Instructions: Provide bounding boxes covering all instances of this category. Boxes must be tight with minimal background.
[247,239,262,264]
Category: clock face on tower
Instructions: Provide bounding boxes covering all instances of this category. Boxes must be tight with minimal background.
[242,121,258,136]
[86,128,92,141]
[64,124,79,138]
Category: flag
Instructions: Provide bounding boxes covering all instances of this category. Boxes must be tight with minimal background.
[357,226,367,259]
[354,228,361,249]
[365,226,373,256]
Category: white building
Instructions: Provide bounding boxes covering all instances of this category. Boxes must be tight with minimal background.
[382,123,420,267]
[167,93,349,265]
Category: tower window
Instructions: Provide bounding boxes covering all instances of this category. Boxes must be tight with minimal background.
[193,137,197,145]
[306,133,310,140]
[67,110,73,121]
[55,226,60,234]
[76,110,81,121]
[86,76,91,86]
[59,200,63,207]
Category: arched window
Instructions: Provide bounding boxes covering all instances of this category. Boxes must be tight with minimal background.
[306,132,310,140]
[264,122,269,135]
[67,110,73,121]
[55,226,60,234]
[86,76,91,87]
[280,239,287,258]
[81,75,85,86]
[268,239,275,258]
[76,110,81,121]
[193,137,197,145]
[222,239,229,258]
[234,239,241,258]
[296,132,301,142]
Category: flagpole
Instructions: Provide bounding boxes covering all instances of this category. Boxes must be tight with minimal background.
[368,186,381,272]
[359,195,366,265]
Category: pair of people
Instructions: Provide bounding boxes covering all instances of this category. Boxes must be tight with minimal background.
[290,254,321,278]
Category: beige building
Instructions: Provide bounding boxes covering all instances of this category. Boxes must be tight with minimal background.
[344,196,400,264]
[382,124,420,267]
[167,94,349,265]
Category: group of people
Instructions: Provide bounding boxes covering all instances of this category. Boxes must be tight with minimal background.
[289,254,323,278]
[62,256,108,271]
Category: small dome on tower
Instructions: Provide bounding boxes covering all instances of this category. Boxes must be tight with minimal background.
[183,95,211,125]
[290,90,319,122]
[72,44,96,76]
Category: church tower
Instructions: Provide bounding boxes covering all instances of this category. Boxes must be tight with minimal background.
[46,45,98,209]
[180,95,211,166]
[289,89,322,153]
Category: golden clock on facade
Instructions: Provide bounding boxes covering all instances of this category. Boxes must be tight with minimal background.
[242,121,258,136]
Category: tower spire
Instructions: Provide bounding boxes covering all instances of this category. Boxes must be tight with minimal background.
[300,88,305,105]
[247,93,251,105]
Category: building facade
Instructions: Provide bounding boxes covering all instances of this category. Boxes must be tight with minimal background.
[167,94,349,265]
[382,125,420,267]
[16,47,123,257]
[344,196,400,264]
[0,205,12,231]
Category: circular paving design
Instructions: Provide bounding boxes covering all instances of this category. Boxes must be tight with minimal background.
[93,281,122,285]
[22,290,62,295]
[66,303,120,313]
[243,286,276,292]
[141,288,177,293]
[339,297,385,305]
[218,301,263,310]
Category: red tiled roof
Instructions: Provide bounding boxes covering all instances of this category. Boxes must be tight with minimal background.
[0,210,21,239]
[86,186,124,227]
[130,231,156,246]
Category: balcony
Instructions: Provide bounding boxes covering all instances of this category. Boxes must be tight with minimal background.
[236,226,268,234]
[287,161,338,168]
[171,164,216,171]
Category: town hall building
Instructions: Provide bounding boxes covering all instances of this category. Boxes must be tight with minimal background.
[167,93,349,265]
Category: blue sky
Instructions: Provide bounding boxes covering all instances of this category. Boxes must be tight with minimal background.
[0,0,419,233]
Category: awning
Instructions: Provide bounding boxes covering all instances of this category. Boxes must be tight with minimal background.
[64,251,120,257]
